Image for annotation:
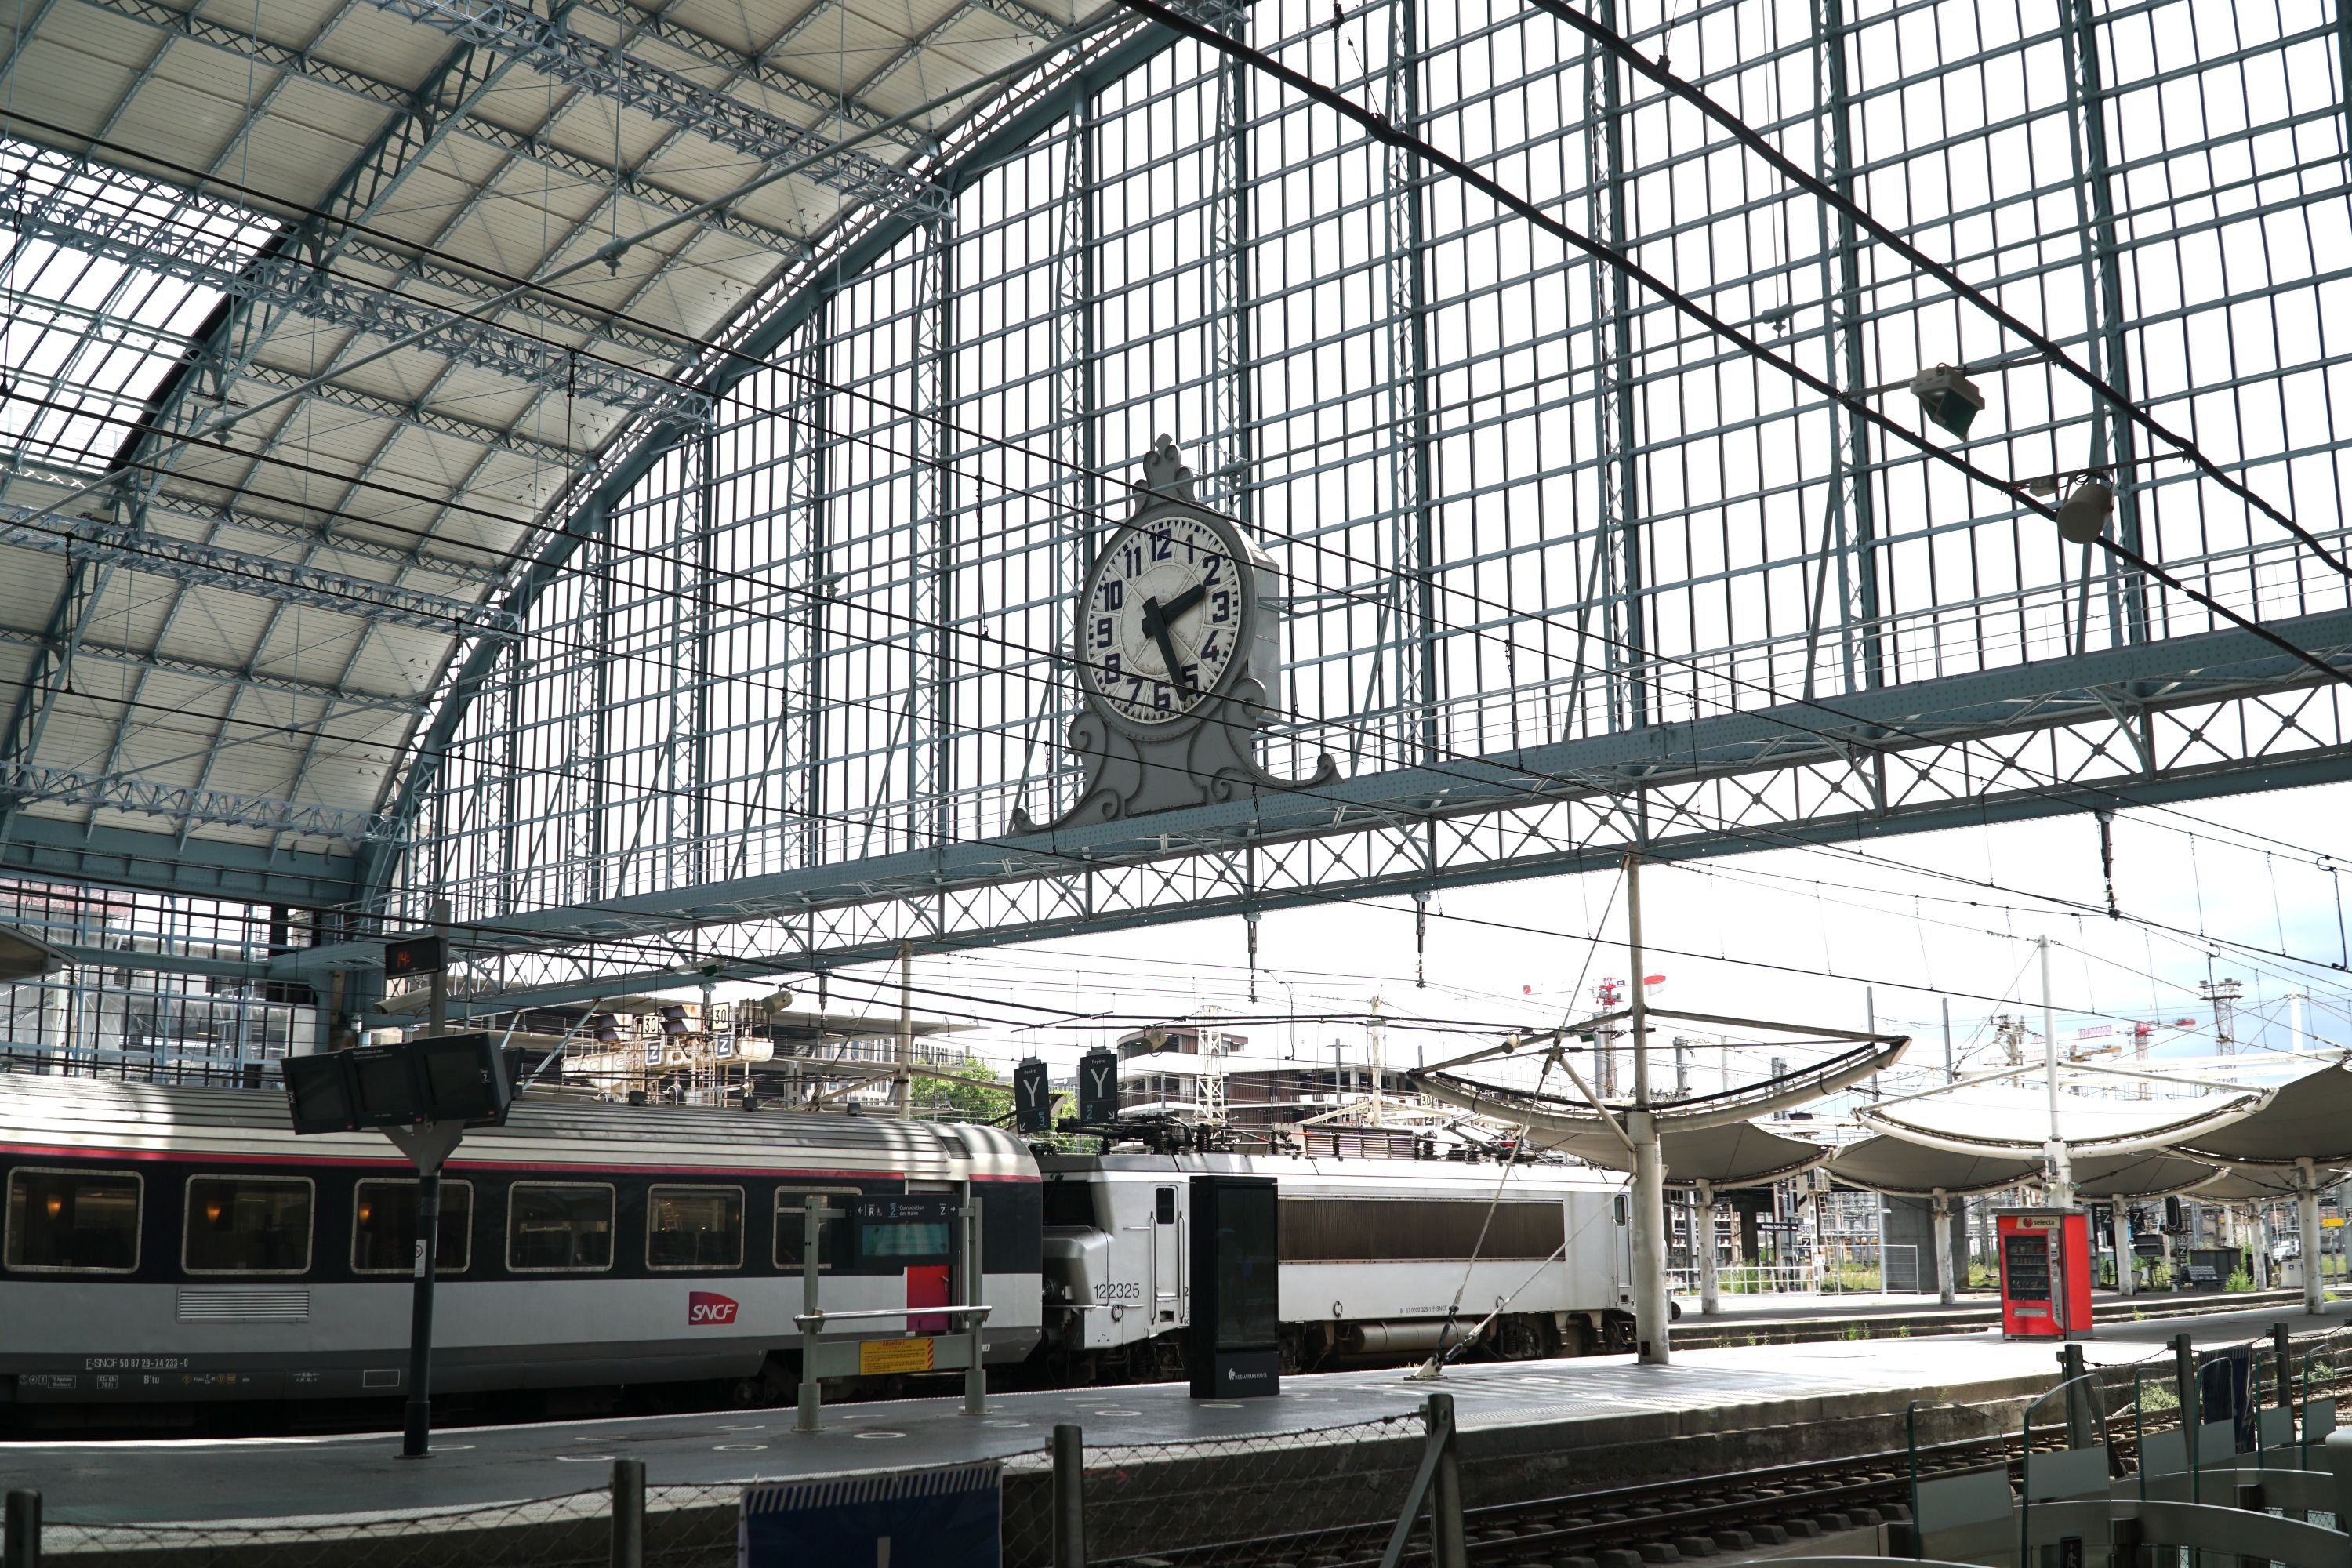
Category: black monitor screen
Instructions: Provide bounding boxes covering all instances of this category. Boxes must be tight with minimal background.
[1215,1182,1279,1352]
[417,1035,503,1121]
[351,1051,421,1126]
[283,1054,358,1133]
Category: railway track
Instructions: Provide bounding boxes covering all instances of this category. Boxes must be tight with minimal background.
[1143,1348,2352,1568]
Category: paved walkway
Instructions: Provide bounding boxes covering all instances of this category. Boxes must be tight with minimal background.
[9,1299,2347,1526]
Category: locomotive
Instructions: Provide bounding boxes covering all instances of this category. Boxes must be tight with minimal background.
[0,1074,1637,1425]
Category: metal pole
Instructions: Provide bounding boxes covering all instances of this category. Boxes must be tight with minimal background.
[610,1458,645,1568]
[895,939,914,1116]
[964,1192,988,1415]
[1696,1181,1720,1316]
[399,1167,441,1459]
[1935,1191,1956,1306]
[2061,1341,2092,1450]
[1052,1423,1086,1568]
[2299,1158,2326,1316]
[2039,937,2074,1207]
[797,1195,822,1432]
[1941,996,1954,1081]
[4,1489,38,1568]
[2119,1203,2137,1298]
[2175,1331,2201,1502]
[1427,1392,1467,1568]
[427,969,447,1040]
[1624,851,1669,1366]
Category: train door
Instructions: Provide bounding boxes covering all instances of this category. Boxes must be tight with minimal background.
[1613,1192,1634,1304]
[1151,1185,1183,1323]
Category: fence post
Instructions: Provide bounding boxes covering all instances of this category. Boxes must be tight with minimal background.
[1427,1391,1467,1568]
[965,1193,988,1417]
[1052,1423,1085,1568]
[2273,1323,2292,1410]
[3,1490,38,1568]
[611,1458,644,1568]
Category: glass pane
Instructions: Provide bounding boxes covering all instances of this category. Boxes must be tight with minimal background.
[773,1189,849,1269]
[508,1185,613,1271]
[352,1180,472,1274]
[1216,1185,1279,1352]
[864,1219,949,1258]
[648,1186,742,1270]
[184,1177,311,1273]
[5,1170,140,1272]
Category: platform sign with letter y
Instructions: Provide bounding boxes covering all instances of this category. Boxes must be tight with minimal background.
[739,1461,1000,1568]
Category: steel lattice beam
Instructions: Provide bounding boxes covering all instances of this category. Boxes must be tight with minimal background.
[0,760,390,841]
[2,194,676,413]
[394,608,2352,963]
[0,501,504,634]
[370,0,938,211]
[69,0,806,253]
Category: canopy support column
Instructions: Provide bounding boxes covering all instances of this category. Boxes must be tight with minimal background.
[2119,1202,2137,1297]
[1696,1181,1719,1316]
[1626,851,1669,1366]
[2301,1157,2327,1316]
[1933,1188,1955,1306]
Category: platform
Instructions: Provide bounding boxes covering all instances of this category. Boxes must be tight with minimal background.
[11,1298,2347,1530]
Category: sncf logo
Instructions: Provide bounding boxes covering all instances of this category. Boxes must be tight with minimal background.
[688,1291,739,1327]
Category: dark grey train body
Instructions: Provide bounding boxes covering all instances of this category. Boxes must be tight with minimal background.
[0,1076,1042,1410]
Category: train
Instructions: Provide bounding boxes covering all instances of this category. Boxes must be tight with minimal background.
[0,1074,1641,1427]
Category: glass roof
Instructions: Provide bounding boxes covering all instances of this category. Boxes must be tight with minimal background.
[0,140,276,476]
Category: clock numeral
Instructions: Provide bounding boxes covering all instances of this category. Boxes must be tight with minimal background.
[1200,635,1218,662]
[1152,683,1173,713]
[1100,579,1123,610]
[1151,529,1172,561]
[1210,590,1232,624]
[1102,652,1121,680]
[1092,615,1114,650]
[1204,554,1221,584]
[1126,675,1145,701]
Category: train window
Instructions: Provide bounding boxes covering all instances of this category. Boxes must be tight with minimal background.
[1277,1197,1565,1263]
[773,1186,855,1272]
[506,1183,615,1272]
[183,1176,314,1275]
[4,1167,141,1273]
[647,1185,743,1271]
[1041,1181,1099,1229]
[351,1180,474,1275]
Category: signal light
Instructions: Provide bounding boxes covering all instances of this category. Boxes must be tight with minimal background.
[2056,480,2114,544]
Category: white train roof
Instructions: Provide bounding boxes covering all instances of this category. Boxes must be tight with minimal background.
[1040,1149,1624,1193]
[0,1074,1036,1181]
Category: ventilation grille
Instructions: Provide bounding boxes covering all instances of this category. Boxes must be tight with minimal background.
[176,1288,310,1323]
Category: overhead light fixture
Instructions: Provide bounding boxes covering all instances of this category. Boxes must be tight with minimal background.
[2056,479,2114,544]
[1907,363,1985,440]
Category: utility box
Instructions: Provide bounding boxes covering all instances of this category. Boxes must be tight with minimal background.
[1997,1208,2092,1339]
[1189,1174,1279,1399]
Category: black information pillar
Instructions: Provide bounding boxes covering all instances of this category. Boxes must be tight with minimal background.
[1189,1174,1279,1399]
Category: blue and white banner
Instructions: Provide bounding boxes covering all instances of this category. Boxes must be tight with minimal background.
[739,1460,1001,1568]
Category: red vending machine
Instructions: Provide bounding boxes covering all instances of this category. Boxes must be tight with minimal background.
[1997,1208,2093,1338]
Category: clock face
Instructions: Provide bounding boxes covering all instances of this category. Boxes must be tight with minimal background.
[1077,513,1249,727]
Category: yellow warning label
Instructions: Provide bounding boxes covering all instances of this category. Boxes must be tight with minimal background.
[858,1338,936,1375]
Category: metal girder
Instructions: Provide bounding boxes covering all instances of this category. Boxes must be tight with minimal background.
[566,0,931,153]
[0,813,359,906]
[0,624,429,717]
[415,607,2352,964]
[69,0,804,253]
[3,194,675,413]
[238,363,585,473]
[0,760,389,841]
[371,0,936,211]
[0,500,504,634]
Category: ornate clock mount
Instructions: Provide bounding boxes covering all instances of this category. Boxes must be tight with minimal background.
[1011,436,1339,834]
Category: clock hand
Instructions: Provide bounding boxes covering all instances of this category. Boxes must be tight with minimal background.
[1150,621,1192,694]
[1159,582,1208,623]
